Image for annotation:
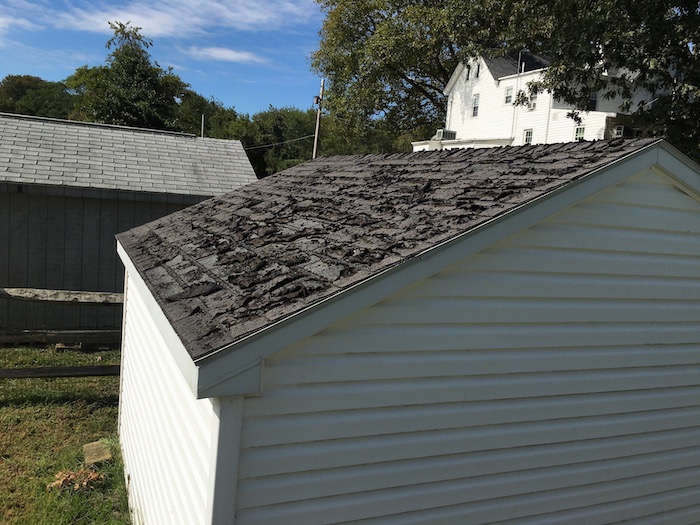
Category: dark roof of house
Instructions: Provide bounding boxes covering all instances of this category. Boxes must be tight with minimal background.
[117,138,659,360]
[484,52,550,80]
[0,112,256,195]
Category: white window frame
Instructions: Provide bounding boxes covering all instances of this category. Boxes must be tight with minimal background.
[575,126,585,141]
[614,125,624,137]
[504,87,513,104]
[528,92,538,110]
[472,94,480,117]
[524,129,533,144]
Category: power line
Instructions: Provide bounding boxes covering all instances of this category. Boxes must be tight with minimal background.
[243,134,315,151]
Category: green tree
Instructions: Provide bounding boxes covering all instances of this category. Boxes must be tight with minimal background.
[313,0,700,160]
[173,90,239,138]
[233,106,316,177]
[520,0,700,160]
[0,75,76,118]
[311,0,462,139]
[66,21,188,129]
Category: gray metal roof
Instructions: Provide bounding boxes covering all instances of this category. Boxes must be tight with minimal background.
[117,138,660,360]
[0,112,256,196]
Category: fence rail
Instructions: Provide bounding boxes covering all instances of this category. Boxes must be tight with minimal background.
[1,287,123,378]
[0,365,120,379]
[1,287,123,344]
[0,287,123,305]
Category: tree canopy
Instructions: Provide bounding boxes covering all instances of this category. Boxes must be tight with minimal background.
[0,75,75,118]
[65,22,188,129]
[312,0,700,160]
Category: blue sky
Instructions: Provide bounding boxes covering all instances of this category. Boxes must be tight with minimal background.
[0,0,325,115]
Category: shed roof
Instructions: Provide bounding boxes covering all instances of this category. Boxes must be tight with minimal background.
[0,112,256,195]
[118,138,661,361]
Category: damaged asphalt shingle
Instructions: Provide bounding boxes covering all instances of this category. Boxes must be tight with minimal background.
[117,138,659,360]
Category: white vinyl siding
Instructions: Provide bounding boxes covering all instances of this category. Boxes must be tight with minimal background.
[119,271,216,525]
[234,168,700,524]
[445,60,522,143]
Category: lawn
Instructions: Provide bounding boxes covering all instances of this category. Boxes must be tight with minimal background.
[0,345,130,524]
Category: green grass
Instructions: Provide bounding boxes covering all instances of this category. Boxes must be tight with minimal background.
[0,345,130,524]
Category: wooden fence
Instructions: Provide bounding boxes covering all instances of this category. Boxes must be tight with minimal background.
[0,287,123,378]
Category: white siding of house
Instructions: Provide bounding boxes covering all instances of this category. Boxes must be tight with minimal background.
[119,269,217,525]
[436,60,652,151]
[446,59,526,144]
[233,168,700,524]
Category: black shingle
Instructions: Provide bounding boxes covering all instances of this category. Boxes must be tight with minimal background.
[118,139,659,360]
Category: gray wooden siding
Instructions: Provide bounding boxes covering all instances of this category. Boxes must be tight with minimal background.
[234,168,700,524]
[0,184,199,330]
[119,273,216,525]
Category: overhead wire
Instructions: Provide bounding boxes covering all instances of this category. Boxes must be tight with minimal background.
[243,134,315,151]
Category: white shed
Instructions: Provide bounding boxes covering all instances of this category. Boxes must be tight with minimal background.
[117,138,700,524]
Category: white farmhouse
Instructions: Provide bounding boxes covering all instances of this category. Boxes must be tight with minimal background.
[413,52,648,151]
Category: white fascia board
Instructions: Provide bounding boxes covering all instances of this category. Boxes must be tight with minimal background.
[444,62,466,96]
[655,142,700,199]
[117,242,200,397]
[195,140,667,398]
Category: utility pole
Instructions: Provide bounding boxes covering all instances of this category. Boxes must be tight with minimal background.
[312,78,324,159]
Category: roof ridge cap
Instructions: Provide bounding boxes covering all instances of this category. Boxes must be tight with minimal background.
[0,112,196,138]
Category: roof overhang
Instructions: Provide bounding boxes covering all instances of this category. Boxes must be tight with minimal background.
[497,68,547,82]
[120,140,700,399]
[190,139,700,399]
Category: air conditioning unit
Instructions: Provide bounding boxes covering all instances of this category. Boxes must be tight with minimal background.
[434,129,457,140]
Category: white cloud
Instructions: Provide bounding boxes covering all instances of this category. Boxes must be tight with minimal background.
[186,46,266,64]
[51,0,319,37]
[0,0,44,28]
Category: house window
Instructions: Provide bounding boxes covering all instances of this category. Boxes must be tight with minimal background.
[587,92,598,111]
[614,125,625,137]
[524,129,533,144]
[472,94,480,117]
[465,65,471,80]
[504,87,513,104]
[528,92,537,110]
[575,126,585,141]
[476,63,481,78]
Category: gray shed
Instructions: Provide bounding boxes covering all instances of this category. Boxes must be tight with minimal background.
[117,138,700,524]
[0,113,256,332]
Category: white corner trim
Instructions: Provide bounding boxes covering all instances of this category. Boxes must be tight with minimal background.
[205,396,243,525]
